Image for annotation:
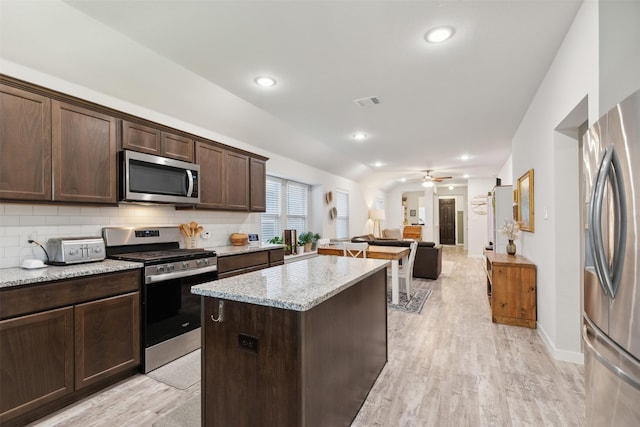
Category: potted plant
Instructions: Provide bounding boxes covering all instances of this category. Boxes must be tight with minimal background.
[298,232,319,252]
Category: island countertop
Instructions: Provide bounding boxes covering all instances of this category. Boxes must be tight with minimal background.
[191,255,389,311]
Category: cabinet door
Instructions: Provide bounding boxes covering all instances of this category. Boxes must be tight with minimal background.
[250,157,266,212]
[162,132,193,162]
[224,151,250,210]
[52,101,117,203]
[122,120,161,155]
[74,292,140,390]
[0,307,74,423]
[0,84,52,201]
[195,141,224,209]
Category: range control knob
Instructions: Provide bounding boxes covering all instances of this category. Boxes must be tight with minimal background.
[157,265,165,273]
[182,261,190,268]
[203,258,210,265]
[93,247,102,253]
[195,259,202,266]
[167,264,175,271]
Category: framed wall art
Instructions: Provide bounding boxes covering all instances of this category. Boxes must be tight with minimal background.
[517,169,534,232]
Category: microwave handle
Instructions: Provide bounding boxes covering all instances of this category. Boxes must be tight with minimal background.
[186,170,194,197]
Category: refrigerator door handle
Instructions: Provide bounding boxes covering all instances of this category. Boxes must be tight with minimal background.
[583,321,640,390]
[589,145,627,298]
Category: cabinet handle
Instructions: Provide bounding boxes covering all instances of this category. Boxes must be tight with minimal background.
[210,300,224,323]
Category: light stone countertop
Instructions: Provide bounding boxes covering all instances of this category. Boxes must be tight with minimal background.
[208,243,286,257]
[0,259,143,288]
[191,255,389,311]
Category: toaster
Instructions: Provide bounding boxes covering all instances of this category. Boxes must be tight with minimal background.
[46,237,106,265]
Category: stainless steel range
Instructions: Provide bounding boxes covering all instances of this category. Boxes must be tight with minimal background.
[103,226,217,373]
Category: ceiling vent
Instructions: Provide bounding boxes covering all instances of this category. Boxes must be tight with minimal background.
[353,96,381,108]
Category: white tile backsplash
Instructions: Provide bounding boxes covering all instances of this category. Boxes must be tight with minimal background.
[0,203,260,268]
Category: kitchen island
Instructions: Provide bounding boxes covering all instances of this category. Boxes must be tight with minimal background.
[191,256,389,427]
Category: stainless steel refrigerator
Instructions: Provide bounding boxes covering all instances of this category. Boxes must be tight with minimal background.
[582,89,640,426]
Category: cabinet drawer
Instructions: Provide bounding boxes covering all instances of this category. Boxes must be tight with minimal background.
[0,270,140,320]
[269,248,285,265]
[218,252,269,273]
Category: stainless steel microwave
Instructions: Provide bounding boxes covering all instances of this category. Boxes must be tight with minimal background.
[120,150,200,204]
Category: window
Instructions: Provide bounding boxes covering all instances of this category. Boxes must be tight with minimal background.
[261,176,309,242]
[335,190,349,239]
[261,176,282,242]
[286,181,308,234]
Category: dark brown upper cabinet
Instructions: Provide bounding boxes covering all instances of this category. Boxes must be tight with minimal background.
[122,120,194,162]
[250,157,266,212]
[52,101,117,204]
[224,150,250,211]
[194,141,266,212]
[0,84,52,201]
[195,141,224,209]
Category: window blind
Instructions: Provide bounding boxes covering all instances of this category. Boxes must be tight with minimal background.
[335,190,349,239]
[261,176,309,242]
[286,181,308,235]
[261,176,282,242]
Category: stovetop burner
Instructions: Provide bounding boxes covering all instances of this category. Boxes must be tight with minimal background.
[110,248,216,264]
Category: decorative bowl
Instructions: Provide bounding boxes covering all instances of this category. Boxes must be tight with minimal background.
[230,233,249,246]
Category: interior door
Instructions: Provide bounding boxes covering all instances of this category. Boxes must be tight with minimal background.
[439,199,456,245]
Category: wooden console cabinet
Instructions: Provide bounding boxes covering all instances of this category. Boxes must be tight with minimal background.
[484,251,537,328]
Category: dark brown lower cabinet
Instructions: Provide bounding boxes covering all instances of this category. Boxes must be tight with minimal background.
[74,292,140,390]
[0,270,140,426]
[217,248,285,279]
[202,268,387,426]
[0,307,74,423]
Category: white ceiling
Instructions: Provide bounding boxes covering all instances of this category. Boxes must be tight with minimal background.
[64,0,582,190]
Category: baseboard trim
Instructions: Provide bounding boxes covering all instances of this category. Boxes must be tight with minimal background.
[537,323,584,365]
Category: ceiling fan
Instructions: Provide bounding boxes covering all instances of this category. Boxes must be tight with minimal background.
[421,170,452,187]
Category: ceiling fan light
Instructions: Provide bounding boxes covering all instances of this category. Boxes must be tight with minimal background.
[422,180,434,188]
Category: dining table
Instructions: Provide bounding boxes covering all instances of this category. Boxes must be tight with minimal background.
[317,245,411,305]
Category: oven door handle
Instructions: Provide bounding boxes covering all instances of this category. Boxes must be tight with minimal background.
[145,265,218,284]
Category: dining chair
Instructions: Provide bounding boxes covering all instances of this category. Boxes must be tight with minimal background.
[342,242,368,258]
[398,241,418,296]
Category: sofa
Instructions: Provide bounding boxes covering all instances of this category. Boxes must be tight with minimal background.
[351,234,442,279]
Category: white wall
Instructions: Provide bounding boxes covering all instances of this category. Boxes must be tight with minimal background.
[497,155,513,186]
[0,0,385,267]
[510,0,599,363]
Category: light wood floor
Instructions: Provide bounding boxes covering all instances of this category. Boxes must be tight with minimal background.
[30,246,585,426]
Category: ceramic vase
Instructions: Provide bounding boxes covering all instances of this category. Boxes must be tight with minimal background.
[506,240,516,255]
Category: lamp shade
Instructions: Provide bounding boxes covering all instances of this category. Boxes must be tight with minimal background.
[371,209,386,221]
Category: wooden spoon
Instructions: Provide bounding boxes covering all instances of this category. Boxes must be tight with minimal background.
[194,226,204,237]
[189,221,198,236]
[180,223,192,237]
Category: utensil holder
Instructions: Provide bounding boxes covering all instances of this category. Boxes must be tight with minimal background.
[185,237,197,249]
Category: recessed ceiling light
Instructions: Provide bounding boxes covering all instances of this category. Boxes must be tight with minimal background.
[424,26,455,44]
[460,154,470,161]
[374,161,383,168]
[352,132,368,141]
[448,185,454,190]
[400,178,406,182]
[254,76,277,87]
[463,174,470,179]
